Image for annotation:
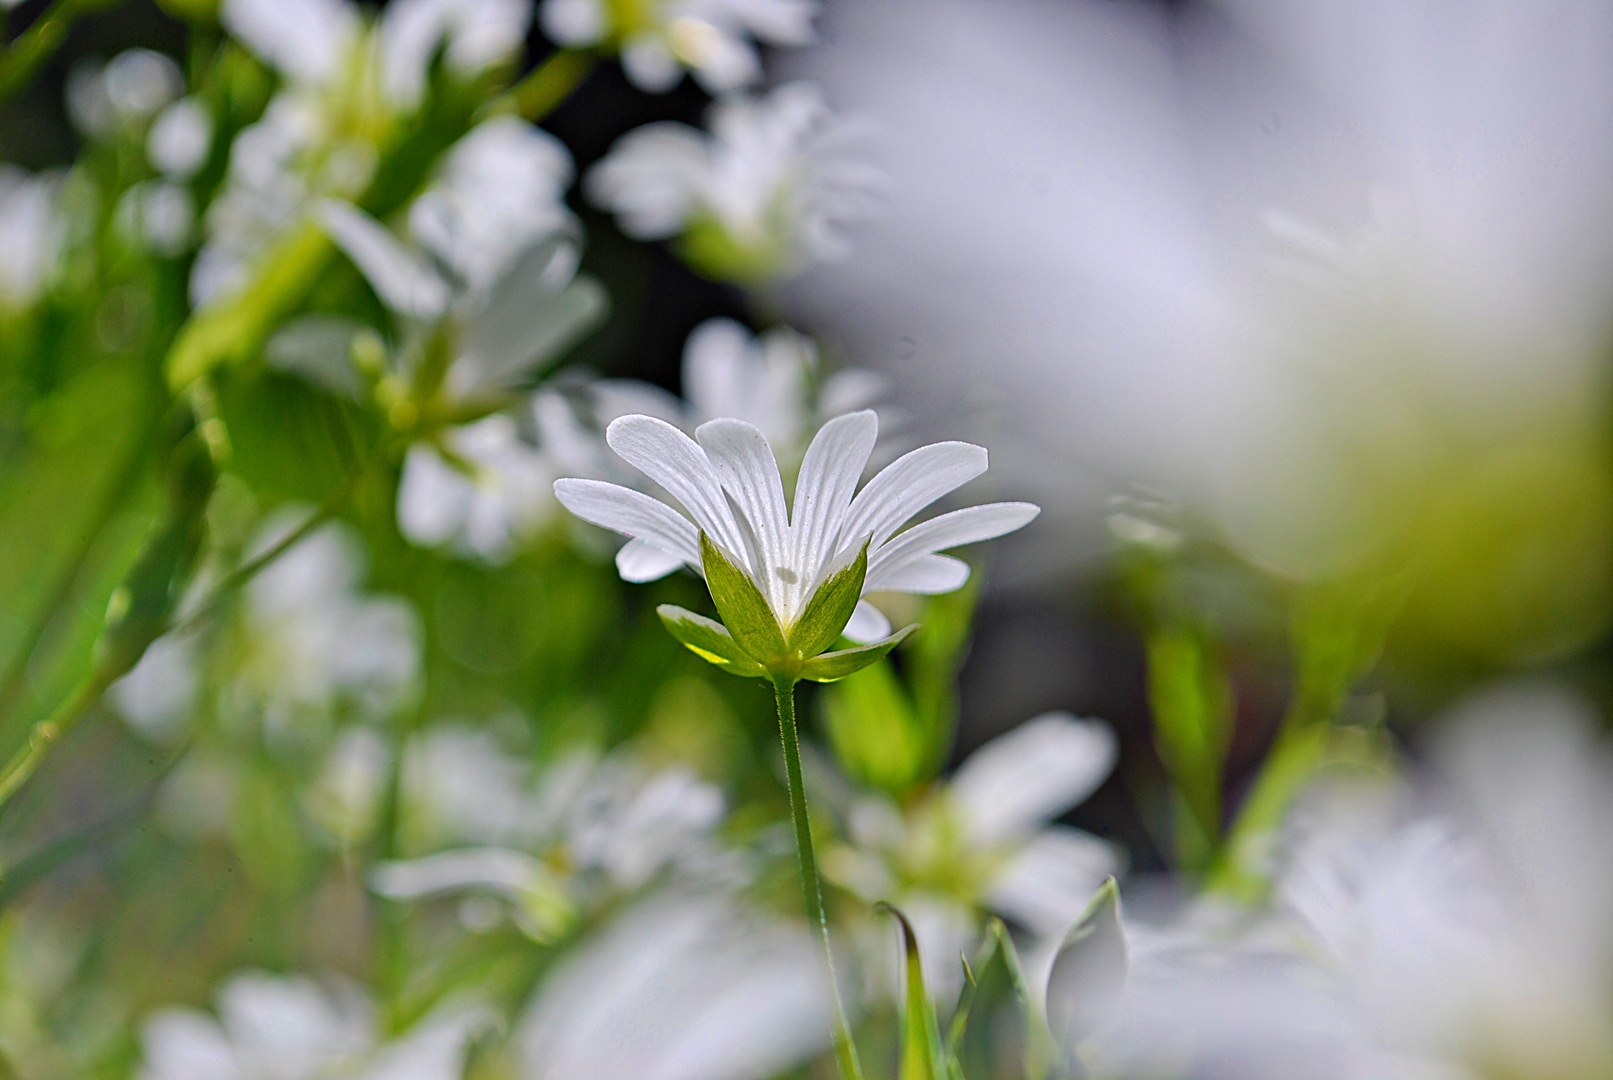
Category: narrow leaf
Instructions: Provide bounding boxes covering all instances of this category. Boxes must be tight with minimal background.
[656,605,768,678]
[799,625,918,683]
[876,903,944,1080]
[1046,878,1128,1059]
[699,532,786,665]
[788,540,869,660]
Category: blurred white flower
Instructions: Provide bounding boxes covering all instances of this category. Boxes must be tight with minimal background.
[515,891,832,1080]
[195,0,529,305]
[302,118,606,562]
[587,81,882,281]
[1071,682,1613,1080]
[66,49,184,138]
[304,726,392,845]
[147,97,214,180]
[554,409,1037,642]
[116,180,195,257]
[224,512,420,726]
[0,166,63,310]
[542,0,816,93]
[396,415,559,563]
[826,713,1119,998]
[383,734,726,937]
[783,0,1613,605]
[110,631,203,744]
[137,969,485,1080]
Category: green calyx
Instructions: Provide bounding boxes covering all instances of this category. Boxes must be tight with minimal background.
[658,532,915,683]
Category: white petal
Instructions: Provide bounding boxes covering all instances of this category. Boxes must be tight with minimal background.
[987,827,1120,938]
[315,199,450,318]
[140,1009,241,1080]
[695,419,791,607]
[791,410,878,591]
[842,600,891,644]
[620,34,682,93]
[950,714,1117,846]
[541,0,606,45]
[867,502,1038,589]
[843,441,988,549]
[552,478,700,568]
[398,443,472,547]
[604,414,747,558]
[370,846,542,899]
[616,538,687,582]
[220,0,358,86]
[868,553,969,595]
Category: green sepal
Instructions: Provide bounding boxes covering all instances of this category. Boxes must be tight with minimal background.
[787,540,869,660]
[1046,877,1128,1058]
[656,605,768,678]
[798,624,918,683]
[876,903,945,1080]
[946,918,1059,1080]
[700,532,787,665]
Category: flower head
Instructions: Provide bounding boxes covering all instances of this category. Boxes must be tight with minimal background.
[541,0,817,94]
[554,409,1036,679]
[587,82,882,281]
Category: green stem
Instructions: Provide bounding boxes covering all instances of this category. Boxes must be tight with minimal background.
[507,49,597,123]
[0,664,116,811]
[773,677,864,1080]
[0,0,118,105]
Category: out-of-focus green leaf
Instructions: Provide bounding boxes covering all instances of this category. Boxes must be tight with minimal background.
[656,605,767,678]
[798,625,917,683]
[878,903,945,1080]
[1046,878,1127,1063]
[821,654,923,794]
[1144,624,1232,873]
[787,541,867,661]
[699,532,785,666]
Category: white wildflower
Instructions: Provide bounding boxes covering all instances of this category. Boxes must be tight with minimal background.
[515,891,832,1080]
[0,166,63,310]
[554,408,1037,643]
[587,81,882,281]
[827,713,1119,999]
[137,970,485,1080]
[66,49,184,138]
[541,0,816,93]
[147,97,214,180]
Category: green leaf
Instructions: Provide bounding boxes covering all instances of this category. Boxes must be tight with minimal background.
[656,605,768,678]
[787,540,868,660]
[1144,624,1233,872]
[947,919,1061,1080]
[798,625,918,683]
[877,903,945,1080]
[699,532,786,665]
[822,655,926,794]
[1046,878,1128,1060]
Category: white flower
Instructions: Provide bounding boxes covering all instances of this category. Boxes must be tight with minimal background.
[827,713,1119,998]
[1070,682,1613,1080]
[137,969,485,1080]
[514,891,832,1080]
[554,408,1037,643]
[147,97,214,180]
[116,180,195,256]
[66,49,184,138]
[195,0,529,304]
[0,166,63,310]
[380,735,726,938]
[396,415,559,562]
[587,81,882,280]
[542,0,817,93]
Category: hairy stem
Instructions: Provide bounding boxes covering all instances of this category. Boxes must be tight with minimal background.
[774,677,864,1080]
[0,663,116,812]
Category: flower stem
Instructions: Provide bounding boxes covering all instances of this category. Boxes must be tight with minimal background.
[773,677,864,1080]
[508,49,597,123]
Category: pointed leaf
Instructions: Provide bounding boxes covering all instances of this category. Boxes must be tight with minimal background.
[1046,878,1128,1058]
[699,531,786,665]
[949,919,1061,1080]
[657,605,768,678]
[788,540,869,660]
[798,624,918,683]
[876,903,945,1080]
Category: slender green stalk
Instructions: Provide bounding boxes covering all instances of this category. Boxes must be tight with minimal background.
[508,49,597,123]
[0,0,120,105]
[0,664,116,811]
[773,677,865,1080]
